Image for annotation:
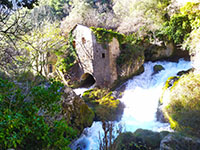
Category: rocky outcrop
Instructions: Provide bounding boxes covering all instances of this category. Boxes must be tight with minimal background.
[82,88,124,121]
[145,42,174,61]
[114,129,169,150]
[117,53,144,78]
[160,134,200,150]
[61,86,95,134]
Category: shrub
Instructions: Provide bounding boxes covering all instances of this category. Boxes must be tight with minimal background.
[165,72,200,137]
[0,78,76,150]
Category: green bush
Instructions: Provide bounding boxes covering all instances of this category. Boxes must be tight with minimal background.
[0,78,76,150]
[163,14,192,44]
[165,72,200,137]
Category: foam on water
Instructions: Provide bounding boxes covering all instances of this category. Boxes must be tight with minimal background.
[71,59,191,150]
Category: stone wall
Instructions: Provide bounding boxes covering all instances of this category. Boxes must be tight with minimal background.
[73,24,121,87]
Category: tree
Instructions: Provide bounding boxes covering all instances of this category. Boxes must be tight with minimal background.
[18,21,68,76]
[0,0,38,9]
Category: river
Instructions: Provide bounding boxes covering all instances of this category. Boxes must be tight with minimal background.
[72,59,191,150]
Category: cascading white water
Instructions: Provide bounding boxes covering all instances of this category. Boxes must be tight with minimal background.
[72,59,191,150]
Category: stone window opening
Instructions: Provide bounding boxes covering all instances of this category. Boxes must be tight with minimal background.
[72,41,76,48]
[102,53,105,58]
[49,64,53,73]
[82,37,86,44]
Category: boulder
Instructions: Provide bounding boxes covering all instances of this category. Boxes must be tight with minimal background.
[133,129,169,149]
[114,129,169,150]
[114,132,148,150]
[117,52,144,78]
[82,88,124,121]
[160,133,200,150]
[61,86,95,134]
[153,65,165,74]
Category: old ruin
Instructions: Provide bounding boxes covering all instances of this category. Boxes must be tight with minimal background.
[72,24,120,87]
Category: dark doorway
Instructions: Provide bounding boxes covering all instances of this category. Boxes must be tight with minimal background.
[80,73,95,87]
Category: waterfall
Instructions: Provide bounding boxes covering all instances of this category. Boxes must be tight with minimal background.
[72,59,191,150]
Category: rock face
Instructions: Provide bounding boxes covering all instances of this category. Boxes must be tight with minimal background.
[117,53,144,78]
[160,134,200,150]
[61,86,95,134]
[145,42,174,61]
[82,88,124,121]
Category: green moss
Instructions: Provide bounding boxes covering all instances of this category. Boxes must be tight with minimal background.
[164,72,200,137]
[79,104,95,127]
[82,88,123,121]
[160,76,179,104]
[90,27,125,45]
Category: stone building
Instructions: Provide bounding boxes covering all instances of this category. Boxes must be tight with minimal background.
[71,24,120,87]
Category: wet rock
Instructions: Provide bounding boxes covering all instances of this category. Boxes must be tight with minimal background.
[177,68,193,76]
[61,86,95,134]
[153,65,165,74]
[160,133,200,150]
[156,104,168,123]
[82,88,124,121]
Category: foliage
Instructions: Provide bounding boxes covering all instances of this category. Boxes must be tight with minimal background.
[19,21,68,75]
[82,88,122,121]
[165,72,200,137]
[163,14,192,44]
[49,0,71,20]
[0,78,76,149]
[114,0,170,35]
[61,0,117,34]
[116,33,145,67]
[0,0,38,9]
[90,27,125,45]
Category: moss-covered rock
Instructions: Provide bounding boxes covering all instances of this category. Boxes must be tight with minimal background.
[114,129,169,150]
[82,88,124,121]
[61,87,95,135]
[114,132,148,150]
[153,65,165,74]
[164,72,200,136]
[160,133,200,150]
[133,129,169,149]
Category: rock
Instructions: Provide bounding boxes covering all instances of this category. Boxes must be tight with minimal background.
[133,129,169,149]
[61,86,95,134]
[160,133,200,150]
[145,42,174,61]
[153,65,165,74]
[117,51,144,78]
[114,129,169,150]
[177,68,193,76]
[82,88,124,121]
[114,132,148,150]
[156,104,168,123]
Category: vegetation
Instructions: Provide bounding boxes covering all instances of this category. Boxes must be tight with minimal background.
[0,78,76,150]
[165,72,200,137]
[1,0,200,149]
[82,88,123,121]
